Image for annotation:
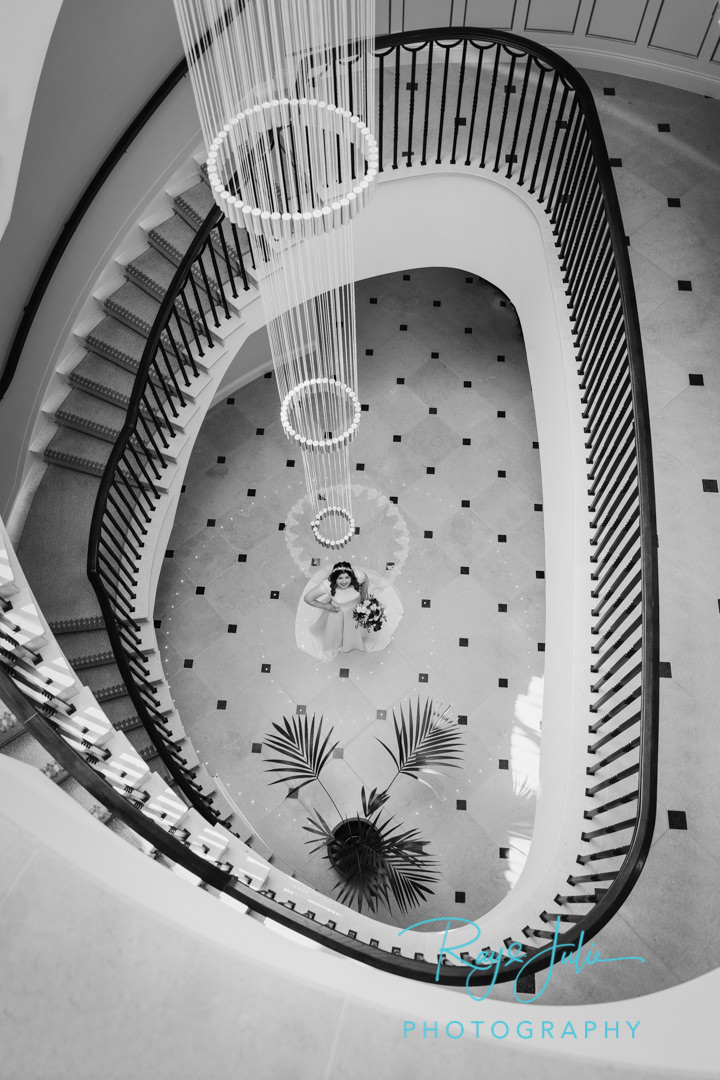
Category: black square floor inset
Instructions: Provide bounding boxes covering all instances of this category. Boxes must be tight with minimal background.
[154,619,162,629]
[419,673,429,683]
[421,599,431,608]
[217,700,227,710]
[238,553,247,562]
[286,459,295,468]
[393,434,402,442]
[455,891,466,903]
[459,637,469,647]
[429,406,438,415]
[497,410,506,418]
[499,678,508,688]
[296,705,307,715]
[226,397,235,405]
[181,485,186,494]
[456,800,467,811]
[668,197,681,207]
[431,351,440,359]
[668,810,687,830]
[497,354,505,363]
[465,276,473,283]
[339,668,349,678]
[278,522,285,530]
[256,428,264,435]
[498,470,506,478]
[228,624,238,634]
[536,570,545,579]
[427,466,435,475]
[702,479,718,492]
[689,374,704,385]
[457,715,467,726]
[659,661,672,677]
[424,530,433,538]
[270,591,279,600]
[217,456,226,464]
[461,499,470,507]
[463,437,471,446]
[396,377,405,385]
[361,403,370,411]
[433,300,441,307]
[165,550,174,559]
[499,759,509,770]
[376,709,387,719]
[206,518,216,527]
[400,324,408,331]
[370,297,378,304]
[251,743,262,754]
[287,788,298,799]
[183,659,193,668]
[332,748,344,759]
[499,847,510,859]
[195,586,205,595]
[464,327,473,334]
[460,566,469,575]
[356,463,365,471]
[535,503,543,511]
[609,157,622,167]
[538,642,545,652]
[403,273,411,280]
[658,122,671,132]
[247,488,256,497]
[261,663,271,673]
[464,380,472,388]
[498,603,507,612]
[678,280,692,291]
[389,495,398,504]
[365,348,374,355]
[603,87,616,95]
[498,534,507,543]
[264,372,272,379]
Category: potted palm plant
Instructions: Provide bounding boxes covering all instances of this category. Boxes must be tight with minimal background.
[262,697,464,914]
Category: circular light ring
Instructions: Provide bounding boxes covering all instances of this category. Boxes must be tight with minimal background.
[310,505,355,549]
[206,99,378,239]
[280,378,361,451]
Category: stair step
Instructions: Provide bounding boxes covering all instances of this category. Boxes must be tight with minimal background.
[43,426,112,476]
[56,627,116,669]
[147,213,200,265]
[125,246,219,319]
[80,661,128,702]
[174,182,252,259]
[84,316,146,371]
[55,388,127,443]
[99,697,142,732]
[68,352,136,407]
[103,281,163,337]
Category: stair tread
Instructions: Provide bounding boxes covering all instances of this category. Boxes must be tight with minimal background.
[175,182,251,256]
[56,627,115,667]
[16,465,103,627]
[105,282,161,332]
[80,661,126,696]
[70,353,136,403]
[44,426,113,468]
[98,697,141,730]
[126,246,180,291]
[85,317,146,367]
[56,388,127,435]
[148,214,198,262]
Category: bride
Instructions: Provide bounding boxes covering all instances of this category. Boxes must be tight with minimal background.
[295,560,403,662]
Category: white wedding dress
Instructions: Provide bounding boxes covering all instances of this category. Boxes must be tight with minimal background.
[295,568,404,662]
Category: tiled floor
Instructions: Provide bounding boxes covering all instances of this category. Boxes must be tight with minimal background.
[156,68,720,998]
[156,267,545,926]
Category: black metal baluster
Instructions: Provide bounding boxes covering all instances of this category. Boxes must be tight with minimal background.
[493,50,516,173]
[450,39,468,164]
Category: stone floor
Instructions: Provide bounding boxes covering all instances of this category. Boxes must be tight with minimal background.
[156,266,544,926]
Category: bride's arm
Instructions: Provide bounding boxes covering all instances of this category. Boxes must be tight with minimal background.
[305,583,338,611]
[356,570,369,601]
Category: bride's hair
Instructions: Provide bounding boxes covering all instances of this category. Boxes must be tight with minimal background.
[328,564,361,595]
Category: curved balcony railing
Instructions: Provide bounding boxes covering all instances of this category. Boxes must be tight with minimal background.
[5,27,658,986]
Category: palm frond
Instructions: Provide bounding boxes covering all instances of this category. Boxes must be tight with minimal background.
[361,785,390,817]
[262,713,339,790]
[377,697,464,780]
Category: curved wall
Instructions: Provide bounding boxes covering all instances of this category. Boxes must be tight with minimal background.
[380,0,720,96]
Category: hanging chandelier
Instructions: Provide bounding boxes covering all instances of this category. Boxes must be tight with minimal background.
[173,0,377,549]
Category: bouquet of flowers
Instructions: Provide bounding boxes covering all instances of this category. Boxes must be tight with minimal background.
[353,594,386,632]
